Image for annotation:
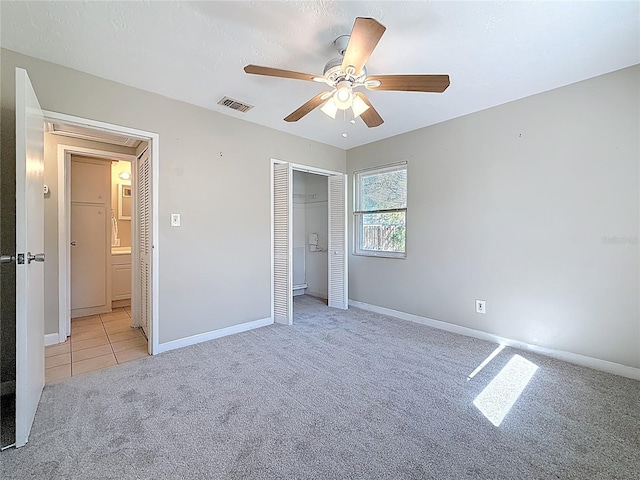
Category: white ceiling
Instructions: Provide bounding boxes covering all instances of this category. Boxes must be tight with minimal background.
[2,1,639,150]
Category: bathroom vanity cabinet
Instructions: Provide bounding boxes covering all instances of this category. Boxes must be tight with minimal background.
[111,249,132,307]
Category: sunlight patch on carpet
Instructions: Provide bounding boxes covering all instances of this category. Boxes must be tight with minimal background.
[473,354,538,426]
[467,344,506,380]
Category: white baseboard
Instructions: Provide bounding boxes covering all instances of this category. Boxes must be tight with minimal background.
[155,317,273,354]
[305,290,328,300]
[348,300,640,381]
[44,333,61,346]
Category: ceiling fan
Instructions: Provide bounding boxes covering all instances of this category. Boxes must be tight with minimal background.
[244,17,450,128]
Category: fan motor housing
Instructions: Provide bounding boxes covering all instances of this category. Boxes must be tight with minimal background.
[323,57,367,85]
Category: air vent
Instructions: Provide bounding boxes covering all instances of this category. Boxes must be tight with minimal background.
[217,96,254,113]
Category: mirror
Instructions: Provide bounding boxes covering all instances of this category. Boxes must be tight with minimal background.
[118,183,132,220]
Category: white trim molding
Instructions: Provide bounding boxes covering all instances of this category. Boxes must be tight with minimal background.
[44,333,60,347]
[349,300,640,381]
[305,290,328,300]
[155,317,273,354]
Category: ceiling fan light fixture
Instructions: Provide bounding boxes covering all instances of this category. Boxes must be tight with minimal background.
[351,94,370,118]
[244,18,447,129]
[320,99,338,119]
[334,81,353,110]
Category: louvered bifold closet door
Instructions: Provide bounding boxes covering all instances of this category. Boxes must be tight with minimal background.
[273,163,293,324]
[328,174,348,309]
[137,149,151,336]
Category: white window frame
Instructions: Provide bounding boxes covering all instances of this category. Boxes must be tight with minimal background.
[353,162,407,259]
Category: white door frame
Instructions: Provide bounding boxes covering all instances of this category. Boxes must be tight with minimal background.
[45,110,160,354]
[270,159,347,323]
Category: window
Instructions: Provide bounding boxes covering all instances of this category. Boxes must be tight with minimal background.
[354,162,407,258]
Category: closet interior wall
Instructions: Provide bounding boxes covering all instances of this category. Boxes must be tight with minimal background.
[292,171,328,299]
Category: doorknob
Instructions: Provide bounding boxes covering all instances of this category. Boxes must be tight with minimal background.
[0,254,15,264]
[70,241,77,246]
[27,252,45,264]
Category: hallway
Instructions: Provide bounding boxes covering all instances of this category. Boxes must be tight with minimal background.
[44,307,148,383]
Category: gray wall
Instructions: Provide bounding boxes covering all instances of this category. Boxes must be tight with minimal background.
[1,49,346,344]
[347,65,640,369]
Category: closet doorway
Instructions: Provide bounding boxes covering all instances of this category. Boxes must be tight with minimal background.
[292,170,328,300]
[271,160,347,325]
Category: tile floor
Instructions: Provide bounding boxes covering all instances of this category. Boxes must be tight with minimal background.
[44,307,148,383]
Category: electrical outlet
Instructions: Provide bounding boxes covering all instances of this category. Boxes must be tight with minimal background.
[171,213,181,227]
[475,299,486,314]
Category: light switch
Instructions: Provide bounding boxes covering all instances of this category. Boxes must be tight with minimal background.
[171,213,181,227]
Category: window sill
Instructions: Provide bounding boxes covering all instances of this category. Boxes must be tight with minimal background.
[352,251,406,259]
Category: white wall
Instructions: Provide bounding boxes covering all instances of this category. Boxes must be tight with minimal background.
[1,49,346,344]
[347,65,640,369]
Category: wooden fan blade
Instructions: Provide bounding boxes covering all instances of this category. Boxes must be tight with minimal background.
[341,18,386,76]
[354,92,384,128]
[365,74,450,93]
[284,92,331,122]
[244,65,320,82]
